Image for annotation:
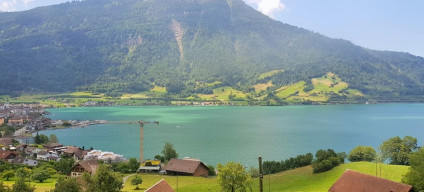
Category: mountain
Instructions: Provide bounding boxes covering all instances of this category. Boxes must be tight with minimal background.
[0,0,423,102]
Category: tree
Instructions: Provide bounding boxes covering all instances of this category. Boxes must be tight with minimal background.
[35,133,49,144]
[130,175,143,190]
[54,157,74,174]
[11,177,35,192]
[128,158,139,173]
[15,167,31,178]
[31,169,50,183]
[347,146,376,162]
[248,166,259,178]
[208,165,216,176]
[49,134,59,143]
[52,176,82,192]
[402,148,424,191]
[217,162,252,192]
[312,149,344,173]
[380,136,418,165]
[86,164,123,192]
[34,133,41,144]
[154,155,165,162]
[0,182,10,192]
[2,170,15,181]
[161,142,178,161]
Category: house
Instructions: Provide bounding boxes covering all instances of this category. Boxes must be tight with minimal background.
[7,117,24,126]
[64,146,87,161]
[328,169,414,192]
[0,138,13,146]
[146,179,175,192]
[163,158,209,177]
[15,144,27,152]
[43,143,63,151]
[25,147,42,158]
[0,117,4,126]
[0,150,18,161]
[139,160,162,173]
[70,160,99,177]
[37,150,60,161]
[10,156,38,166]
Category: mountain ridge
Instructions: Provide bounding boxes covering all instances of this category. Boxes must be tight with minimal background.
[0,0,423,102]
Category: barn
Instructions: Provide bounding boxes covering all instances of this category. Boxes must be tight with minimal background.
[164,158,209,177]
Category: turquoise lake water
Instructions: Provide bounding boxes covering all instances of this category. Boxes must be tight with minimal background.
[40,104,424,167]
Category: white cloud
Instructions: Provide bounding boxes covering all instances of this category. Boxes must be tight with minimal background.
[243,0,285,18]
[0,0,17,12]
[22,0,34,5]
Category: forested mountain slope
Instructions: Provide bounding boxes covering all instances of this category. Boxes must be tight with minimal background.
[0,0,423,101]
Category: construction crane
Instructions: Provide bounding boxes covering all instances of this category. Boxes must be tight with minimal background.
[138,120,159,162]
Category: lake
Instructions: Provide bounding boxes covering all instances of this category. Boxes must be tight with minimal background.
[40,104,424,167]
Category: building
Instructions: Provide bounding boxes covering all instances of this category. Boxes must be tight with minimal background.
[10,156,38,166]
[0,150,18,161]
[139,160,161,173]
[36,150,60,161]
[64,146,87,161]
[328,169,414,192]
[70,160,99,177]
[164,158,209,177]
[7,117,24,126]
[0,138,13,146]
[43,143,64,151]
[0,117,4,126]
[146,179,175,192]
[25,147,42,158]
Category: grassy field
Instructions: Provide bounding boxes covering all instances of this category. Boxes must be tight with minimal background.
[0,72,364,106]
[121,162,409,192]
[1,162,408,192]
[198,86,248,101]
[259,70,284,80]
[273,72,363,103]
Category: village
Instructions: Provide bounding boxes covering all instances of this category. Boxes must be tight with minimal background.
[0,102,216,191]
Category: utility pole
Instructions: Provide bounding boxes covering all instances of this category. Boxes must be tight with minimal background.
[259,156,263,192]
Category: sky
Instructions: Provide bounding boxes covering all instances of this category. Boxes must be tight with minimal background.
[1,0,423,57]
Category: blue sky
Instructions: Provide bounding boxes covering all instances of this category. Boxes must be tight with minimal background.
[1,0,423,57]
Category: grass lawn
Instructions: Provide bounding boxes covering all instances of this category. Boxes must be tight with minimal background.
[3,177,58,192]
[122,162,409,192]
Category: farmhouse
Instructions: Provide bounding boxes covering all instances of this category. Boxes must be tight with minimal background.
[146,179,175,192]
[328,169,414,192]
[164,158,209,177]
[70,160,99,177]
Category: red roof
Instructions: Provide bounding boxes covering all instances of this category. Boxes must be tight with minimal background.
[329,169,413,192]
[164,158,209,174]
[0,150,18,160]
[146,179,174,192]
[72,160,99,174]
